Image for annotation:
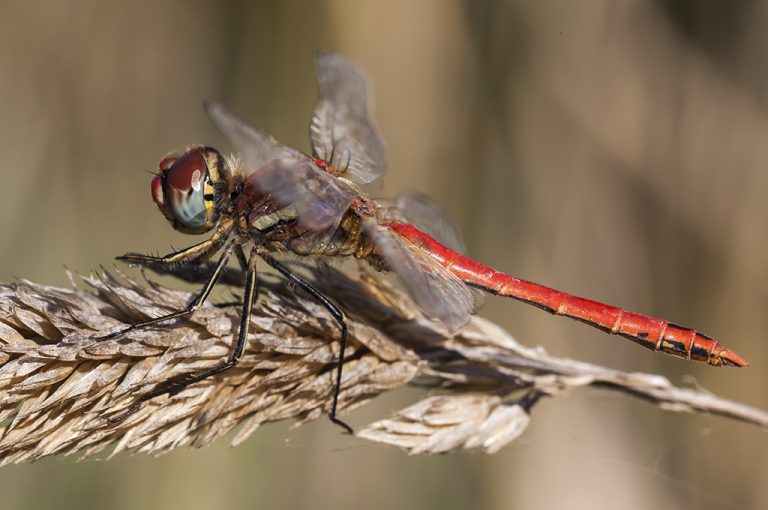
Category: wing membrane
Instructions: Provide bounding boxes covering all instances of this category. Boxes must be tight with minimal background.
[310,52,387,184]
[205,101,305,173]
[385,192,485,312]
[205,102,353,230]
[247,158,354,230]
[361,217,473,332]
[392,191,466,254]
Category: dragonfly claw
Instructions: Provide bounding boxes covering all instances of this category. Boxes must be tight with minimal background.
[330,416,354,435]
[116,252,155,264]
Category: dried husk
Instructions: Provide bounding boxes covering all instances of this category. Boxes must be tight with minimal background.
[0,264,764,465]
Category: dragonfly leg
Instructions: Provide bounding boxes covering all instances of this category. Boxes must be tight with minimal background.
[108,251,259,424]
[235,245,249,272]
[261,255,353,435]
[209,246,251,310]
[102,242,235,340]
[134,245,251,309]
[213,301,243,309]
[117,222,231,269]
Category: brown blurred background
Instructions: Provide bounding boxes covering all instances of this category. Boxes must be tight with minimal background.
[0,1,766,509]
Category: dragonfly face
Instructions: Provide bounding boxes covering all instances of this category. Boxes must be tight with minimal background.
[150,146,230,235]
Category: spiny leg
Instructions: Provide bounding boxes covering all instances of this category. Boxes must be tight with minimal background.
[211,246,250,309]
[214,301,243,309]
[147,246,250,310]
[140,258,246,289]
[109,250,259,423]
[117,221,232,269]
[102,241,235,340]
[261,255,352,434]
[235,245,249,272]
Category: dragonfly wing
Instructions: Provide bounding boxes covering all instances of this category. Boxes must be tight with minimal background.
[247,158,354,230]
[378,193,487,312]
[204,101,305,171]
[361,217,474,332]
[310,52,387,184]
[205,101,353,230]
[392,191,466,254]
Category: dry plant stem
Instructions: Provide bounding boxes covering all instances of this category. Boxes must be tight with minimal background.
[0,266,764,464]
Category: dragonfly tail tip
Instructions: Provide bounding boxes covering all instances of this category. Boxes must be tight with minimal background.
[718,348,749,368]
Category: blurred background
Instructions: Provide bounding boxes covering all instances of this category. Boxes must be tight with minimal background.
[0,1,766,508]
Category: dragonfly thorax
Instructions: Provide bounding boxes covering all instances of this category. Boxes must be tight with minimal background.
[151,146,231,235]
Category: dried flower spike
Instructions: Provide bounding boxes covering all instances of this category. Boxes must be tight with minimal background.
[0,267,764,465]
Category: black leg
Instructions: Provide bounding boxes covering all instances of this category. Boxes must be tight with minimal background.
[117,222,231,268]
[102,242,235,340]
[109,255,259,424]
[261,255,353,434]
[208,246,251,310]
[120,231,247,290]
[235,245,249,272]
[157,247,250,309]
[214,300,243,309]
[133,258,246,288]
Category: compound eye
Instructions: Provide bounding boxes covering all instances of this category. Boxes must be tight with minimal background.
[150,174,171,218]
[163,150,209,230]
[158,155,177,171]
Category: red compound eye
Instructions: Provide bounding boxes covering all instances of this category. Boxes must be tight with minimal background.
[151,174,164,206]
[158,155,177,171]
[150,174,172,221]
[166,151,206,193]
[160,149,209,231]
[150,147,223,235]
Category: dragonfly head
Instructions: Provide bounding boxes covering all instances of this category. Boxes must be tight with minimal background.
[151,146,229,234]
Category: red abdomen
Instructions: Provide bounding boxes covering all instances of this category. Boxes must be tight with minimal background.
[388,222,747,367]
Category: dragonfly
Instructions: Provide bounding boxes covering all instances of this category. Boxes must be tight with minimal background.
[112,52,748,433]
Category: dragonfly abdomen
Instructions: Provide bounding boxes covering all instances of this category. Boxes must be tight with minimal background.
[388,222,748,367]
[536,294,744,366]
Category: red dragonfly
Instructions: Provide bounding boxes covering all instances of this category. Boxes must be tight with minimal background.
[113,52,748,432]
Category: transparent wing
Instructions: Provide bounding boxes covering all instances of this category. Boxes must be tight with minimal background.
[361,217,473,332]
[205,101,354,230]
[246,158,355,230]
[377,192,486,312]
[392,191,466,254]
[205,101,305,172]
[309,52,387,184]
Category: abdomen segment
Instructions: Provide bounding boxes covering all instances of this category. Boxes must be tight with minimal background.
[388,222,748,367]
